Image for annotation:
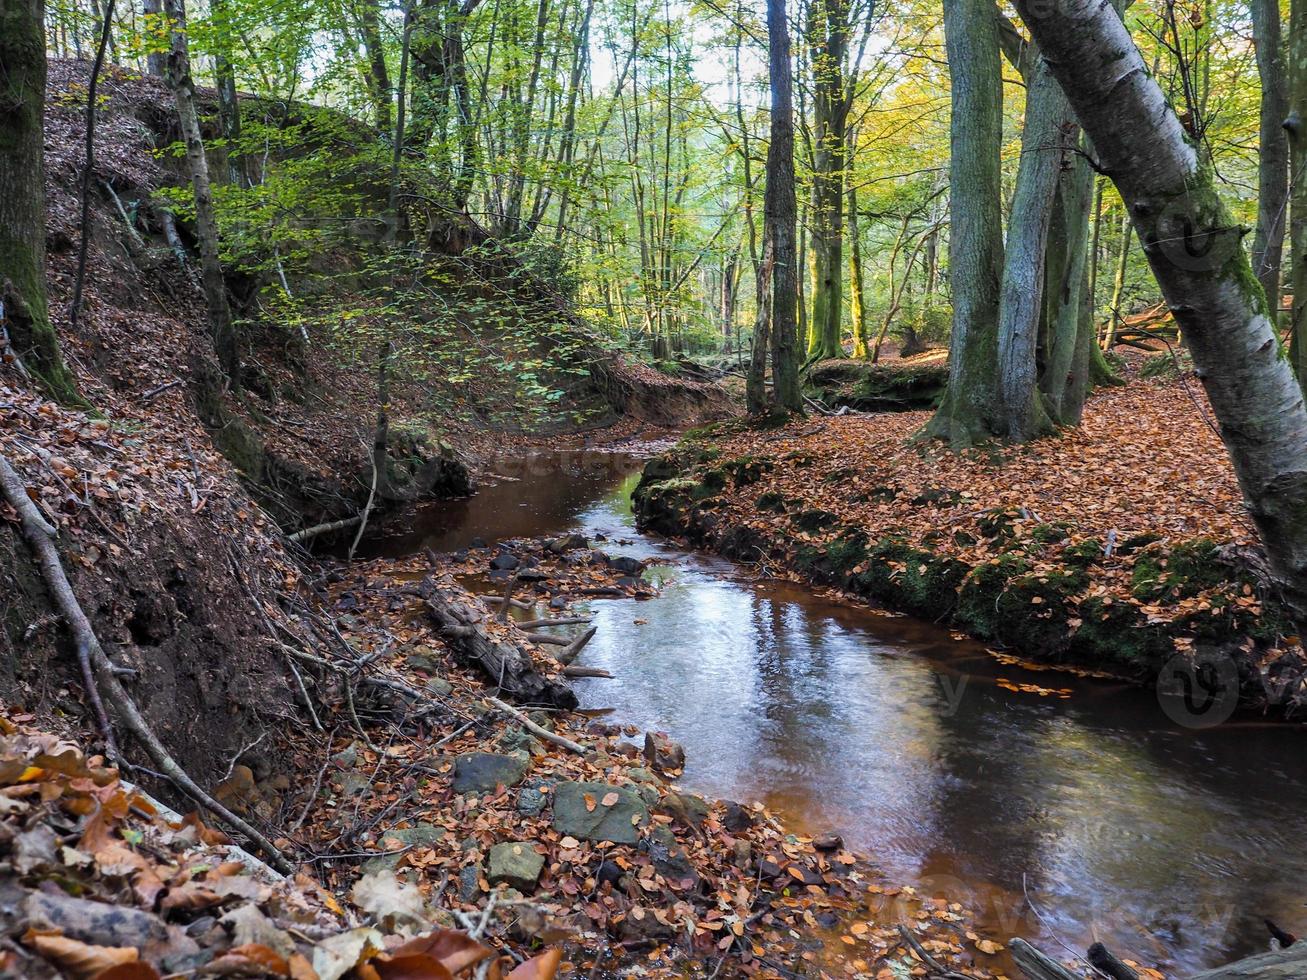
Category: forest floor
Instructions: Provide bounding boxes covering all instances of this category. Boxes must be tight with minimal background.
[633,360,1307,718]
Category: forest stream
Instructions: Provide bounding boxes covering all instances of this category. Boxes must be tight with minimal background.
[361,448,1307,975]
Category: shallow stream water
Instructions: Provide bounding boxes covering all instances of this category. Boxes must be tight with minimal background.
[364,449,1307,974]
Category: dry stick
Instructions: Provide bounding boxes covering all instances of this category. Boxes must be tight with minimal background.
[517,616,592,629]
[69,0,116,331]
[287,515,363,543]
[895,925,973,980]
[561,665,612,679]
[556,626,597,666]
[484,695,588,755]
[101,180,145,249]
[495,571,522,623]
[348,436,379,561]
[289,732,335,834]
[477,594,532,610]
[525,632,570,646]
[0,452,293,874]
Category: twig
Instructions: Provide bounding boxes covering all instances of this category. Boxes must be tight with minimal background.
[69,0,116,330]
[896,924,972,980]
[290,732,335,833]
[484,695,588,755]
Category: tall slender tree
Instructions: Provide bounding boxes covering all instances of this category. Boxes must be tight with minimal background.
[1290,0,1307,376]
[766,0,802,412]
[0,0,80,403]
[1251,0,1288,322]
[161,0,241,388]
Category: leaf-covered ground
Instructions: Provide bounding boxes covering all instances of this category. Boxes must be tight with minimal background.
[637,368,1307,713]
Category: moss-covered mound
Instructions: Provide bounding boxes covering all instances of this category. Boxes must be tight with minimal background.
[806,358,949,412]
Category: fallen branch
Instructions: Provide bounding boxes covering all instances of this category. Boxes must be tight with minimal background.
[517,616,593,629]
[1008,939,1083,980]
[484,695,588,755]
[556,626,597,666]
[525,632,570,646]
[896,924,972,980]
[0,451,294,874]
[287,514,363,543]
[476,594,533,610]
[562,665,612,679]
[1087,944,1138,980]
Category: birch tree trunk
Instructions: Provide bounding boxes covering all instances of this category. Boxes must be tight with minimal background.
[920,0,1005,446]
[1250,0,1288,321]
[0,0,81,403]
[1015,0,1307,628]
[1289,0,1307,377]
[161,0,241,389]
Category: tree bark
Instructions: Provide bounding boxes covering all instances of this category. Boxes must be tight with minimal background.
[848,182,869,359]
[766,0,803,413]
[920,0,1005,446]
[997,50,1069,439]
[1289,0,1307,377]
[160,0,241,389]
[0,0,81,403]
[804,0,850,362]
[1103,209,1132,349]
[1251,0,1289,320]
[1015,0,1307,629]
[211,0,245,186]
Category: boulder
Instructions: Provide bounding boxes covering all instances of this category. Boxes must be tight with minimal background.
[644,826,699,888]
[452,752,529,793]
[489,553,521,571]
[551,782,648,844]
[487,842,545,892]
[643,732,685,772]
[813,832,844,852]
[548,533,590,554]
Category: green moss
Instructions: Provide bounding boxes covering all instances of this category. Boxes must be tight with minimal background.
[1129,538,1230,602]
[1068,598,1171,675]
[852,485,897,504]
[784,451,816,468]
[756,491,788,513]
[1063,539,1103,567]
[955,555,1032,640]
[822,466,859,484]
[791,508,839,532]
[976,507,1023,540]
[1030,523,1070,544]
[1117,532,1162,555]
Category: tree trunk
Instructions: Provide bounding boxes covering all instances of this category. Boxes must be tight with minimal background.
[997,51,1069,440]
[1251,0,1289,321]
[1015,0,1307,629]
[746,236,774,414]
[357,0,393,132]
[211,0,245,186]
[804,0,850,362]
[920,0,1005,446]
[1289,0,1307,377]
[1103,210,1132,349]
[848,183,869,359]
[161,0,241,389]
[1041,145,1094,422]
[0,0,81,403]
[141,0,168,76]
[766,0,802,413]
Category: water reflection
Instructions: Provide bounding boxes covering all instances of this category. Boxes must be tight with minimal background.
[384,451,1307,973]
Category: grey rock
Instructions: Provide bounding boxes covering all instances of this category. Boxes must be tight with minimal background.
[424,676,453,696]
[609,556,646,576]
[25,891,167,947]
[362,823,447,873]
[489,553,520,571]
[497,726,543,756]
[517,780,551,817]
[458,865,482,901]
[643,732,686,772]
[487,842,545,891]
[551,782,648,844]
[453,752,529,793]
[644,826,698,887]
[333,772,372,798]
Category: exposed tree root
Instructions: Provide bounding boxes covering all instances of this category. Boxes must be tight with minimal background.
[0,449,295,874]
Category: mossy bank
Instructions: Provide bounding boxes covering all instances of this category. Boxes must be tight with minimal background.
[631,428,1306,718]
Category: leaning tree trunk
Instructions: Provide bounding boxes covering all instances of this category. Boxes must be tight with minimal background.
[1289,0,1307,378]
[0,0,81,404]
[1041,145,1094,423]
[1250,0,1289,323]
[161,0,241,389]
[1014,0,1307,629]
[766,0,803,413]
[920,0,1005,446]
